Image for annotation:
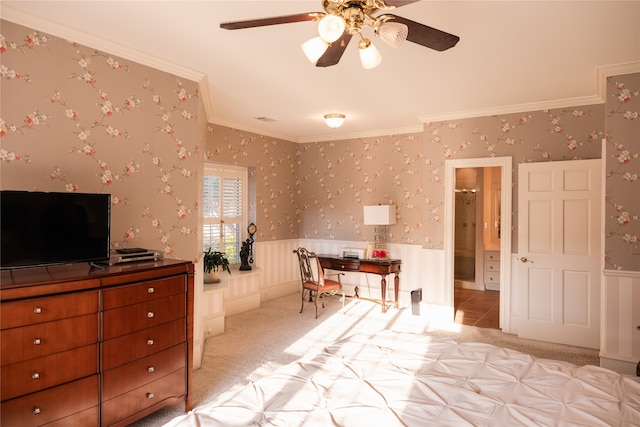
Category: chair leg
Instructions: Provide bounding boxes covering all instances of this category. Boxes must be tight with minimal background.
[315,291,319,319]
[300,289,306,314]
[341,289,345,313]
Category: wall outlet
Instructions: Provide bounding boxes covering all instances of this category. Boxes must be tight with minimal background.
[633,244,640,255]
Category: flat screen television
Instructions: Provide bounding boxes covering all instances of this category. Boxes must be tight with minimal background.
[1,190,111,269]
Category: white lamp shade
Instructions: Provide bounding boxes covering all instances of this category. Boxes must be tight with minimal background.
[301,37,329,63]
[318,14,345,43]
[363,205,396,225]
[359,41,382,69]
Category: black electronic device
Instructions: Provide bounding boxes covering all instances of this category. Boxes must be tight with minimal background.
[0,190,111,269]
[116,247,147,254]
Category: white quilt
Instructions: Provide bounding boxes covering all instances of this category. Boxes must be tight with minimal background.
[166,331,640,426]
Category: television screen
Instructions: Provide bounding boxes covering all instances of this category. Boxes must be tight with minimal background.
[1,190,111,269]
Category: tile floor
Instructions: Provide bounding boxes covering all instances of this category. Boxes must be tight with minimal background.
[454,287,500,329]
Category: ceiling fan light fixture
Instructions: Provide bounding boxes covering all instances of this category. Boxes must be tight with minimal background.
[358,38,382,69]
[301,36,329,63]
[324,113,345,128]
[377,22,408,48]
[318,14,346,42]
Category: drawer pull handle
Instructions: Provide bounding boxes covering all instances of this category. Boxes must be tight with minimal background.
[32,372,40,379]
[147,392,155,399]
[147,311,155,318]
[33,407,41,415]
[637,326,640,330]
[33,338,41,345]
[147,339,154,346]
[148,287,155,293]
[148,366,155,373]
[33,307,42,314]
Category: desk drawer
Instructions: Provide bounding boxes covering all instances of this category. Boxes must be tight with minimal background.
[326,259,360,271]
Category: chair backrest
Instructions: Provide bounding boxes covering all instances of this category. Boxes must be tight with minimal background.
[293,247,324,287]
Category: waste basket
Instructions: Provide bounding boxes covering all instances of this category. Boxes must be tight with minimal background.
[410,288,422,315]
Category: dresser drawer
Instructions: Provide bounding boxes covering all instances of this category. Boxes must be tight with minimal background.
[0,375,98,427]
[1,291,99,330]
[484,260,500,274]
[42,406,99,427]
[1,344,98,400]
[102,318,186,370]
[102,276,186,310]
[484,272,500,285]
[102,368,185,426]
[103,294,186,340]
[102,343,185,401]
[484,251,500,262]
[1,313,98,366]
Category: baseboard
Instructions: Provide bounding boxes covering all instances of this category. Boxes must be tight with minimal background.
[600,353,638,376]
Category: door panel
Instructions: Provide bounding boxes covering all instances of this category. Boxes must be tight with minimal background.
[518,159,601,348]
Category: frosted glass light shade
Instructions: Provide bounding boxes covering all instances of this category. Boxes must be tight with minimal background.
[358,39,382,69]
[318,14,345,43]
[324,113,345,128]
[377,22,408,48]
[363,205,396,225]
[301,37,329,63]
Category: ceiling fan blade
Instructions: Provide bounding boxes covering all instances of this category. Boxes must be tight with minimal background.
[220,12,323,30]
[315,33,353,67]
[381,14,460,51]
[384,0,421,7]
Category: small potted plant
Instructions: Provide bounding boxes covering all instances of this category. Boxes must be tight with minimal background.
[203,247,231,283]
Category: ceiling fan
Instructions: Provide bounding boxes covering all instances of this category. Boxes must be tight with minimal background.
[220,0,460,69]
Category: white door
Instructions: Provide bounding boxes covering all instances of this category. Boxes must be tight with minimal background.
[518,159,601,348]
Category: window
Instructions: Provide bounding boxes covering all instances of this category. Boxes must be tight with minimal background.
[203,164,247,264]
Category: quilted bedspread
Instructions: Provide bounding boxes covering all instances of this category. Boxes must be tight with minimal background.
[166,331,640,426]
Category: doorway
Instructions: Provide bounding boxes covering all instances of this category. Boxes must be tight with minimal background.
[453,167,501,328]
[444,157,512,333]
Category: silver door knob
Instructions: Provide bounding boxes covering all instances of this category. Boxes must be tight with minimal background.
[520,257,534,263]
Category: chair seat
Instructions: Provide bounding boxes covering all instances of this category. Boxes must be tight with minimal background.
[303,279,341,292]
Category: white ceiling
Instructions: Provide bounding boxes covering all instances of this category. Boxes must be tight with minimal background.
[2,1,639,142]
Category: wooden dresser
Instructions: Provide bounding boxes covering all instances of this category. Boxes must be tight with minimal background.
[0,259,194,427]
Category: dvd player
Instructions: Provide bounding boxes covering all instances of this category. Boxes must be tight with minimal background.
[107,249,163,265]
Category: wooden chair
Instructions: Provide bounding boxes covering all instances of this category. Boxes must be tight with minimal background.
[293,247,345,319]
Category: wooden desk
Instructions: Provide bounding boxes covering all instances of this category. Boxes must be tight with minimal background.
[317,255,402,313]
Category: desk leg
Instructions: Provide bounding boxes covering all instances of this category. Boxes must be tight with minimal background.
[394,272,400,309]
[380,276,387,313]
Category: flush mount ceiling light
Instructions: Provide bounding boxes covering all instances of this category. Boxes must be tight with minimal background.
[221,1,460,69]
[324,113,345,128]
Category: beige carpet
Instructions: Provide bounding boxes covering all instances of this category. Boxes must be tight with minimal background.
[132,292,600,426]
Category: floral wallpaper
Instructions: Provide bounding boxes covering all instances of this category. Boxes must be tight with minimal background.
[1,20,202,262]
[604,74,640,270]
[296,107,604,251]
[3,19,638,273]
[205,124,299,242]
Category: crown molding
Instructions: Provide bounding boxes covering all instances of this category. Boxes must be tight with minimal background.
[418,95,604,124]
[297,125,424,143]
[1,5,204,81]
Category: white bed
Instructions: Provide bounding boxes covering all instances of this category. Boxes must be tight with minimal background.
[166,331,640,426]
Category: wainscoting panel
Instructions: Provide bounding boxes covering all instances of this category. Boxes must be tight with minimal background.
[601,269,640,375]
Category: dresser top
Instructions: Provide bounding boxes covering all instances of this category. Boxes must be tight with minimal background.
[1,259,193,301]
